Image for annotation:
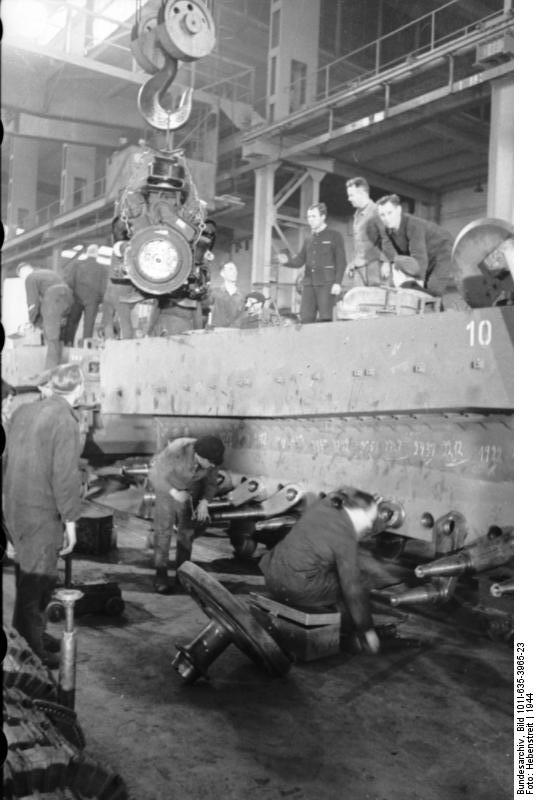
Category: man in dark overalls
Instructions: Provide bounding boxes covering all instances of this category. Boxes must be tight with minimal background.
[148,435,225,594]
[4,364,84,668]
[260,487,381,654]
[64,244,109,344]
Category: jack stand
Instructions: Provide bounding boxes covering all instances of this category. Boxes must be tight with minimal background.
[56,588,84,709]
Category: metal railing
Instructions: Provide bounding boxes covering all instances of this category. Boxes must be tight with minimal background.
[289,0,509,106]
[7,176,110,242]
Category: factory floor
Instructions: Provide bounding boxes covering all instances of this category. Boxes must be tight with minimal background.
[2,500,513,800]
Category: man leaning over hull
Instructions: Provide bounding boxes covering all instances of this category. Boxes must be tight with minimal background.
[16,263,73,370]
[376,194,469,310]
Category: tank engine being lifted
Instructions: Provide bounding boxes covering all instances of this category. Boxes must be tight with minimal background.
[112,146,215,306]
[110,0,218,307]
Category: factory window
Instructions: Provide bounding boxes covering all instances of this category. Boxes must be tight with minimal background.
[270,55,277,96]
[17,207,29,228]
[248,0,271,24]
[289,60,307,113]
[73,177,87,208]
[271,8,280,48]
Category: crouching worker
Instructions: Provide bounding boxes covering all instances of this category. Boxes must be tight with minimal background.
[259,487,381,655]
[149,435,225,594]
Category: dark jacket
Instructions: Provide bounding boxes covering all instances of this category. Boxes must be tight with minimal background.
[148,437,219,501]
[260,498,373,632]
[4,395,82,573]
[24,269,70,324]
[210,287,244,327]
[380,213,454,294]
[287,227,347,287]
[65,257,109,303]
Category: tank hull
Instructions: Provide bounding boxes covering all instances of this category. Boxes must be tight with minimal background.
[3,307,513,545]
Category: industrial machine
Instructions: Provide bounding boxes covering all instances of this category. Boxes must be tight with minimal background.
[110,0,218,309]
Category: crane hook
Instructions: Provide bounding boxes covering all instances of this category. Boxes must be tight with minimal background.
[137,52,193,132]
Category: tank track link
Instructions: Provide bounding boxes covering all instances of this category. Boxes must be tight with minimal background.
[3,628,128,800]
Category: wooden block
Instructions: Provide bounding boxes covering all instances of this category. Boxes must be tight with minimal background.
[249,592,340,627]
[250,605,341,662]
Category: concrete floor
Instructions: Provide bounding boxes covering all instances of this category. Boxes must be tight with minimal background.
[3,504,513,800]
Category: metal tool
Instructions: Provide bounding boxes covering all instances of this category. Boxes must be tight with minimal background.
[172,562,291,684]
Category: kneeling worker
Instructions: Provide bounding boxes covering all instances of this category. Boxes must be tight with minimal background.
[149,435,225,594]
[259,488,381,654]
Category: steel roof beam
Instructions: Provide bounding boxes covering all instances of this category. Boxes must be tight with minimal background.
[281,61,511,160]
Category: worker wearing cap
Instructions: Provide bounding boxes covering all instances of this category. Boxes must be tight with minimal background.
[239,291,282,328]
[148,435,225,594]
[64,244,109,344]
[16,263,74,369]
[3,364,84,668]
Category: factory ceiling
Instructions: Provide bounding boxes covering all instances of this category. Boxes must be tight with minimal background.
[1,0,513,263]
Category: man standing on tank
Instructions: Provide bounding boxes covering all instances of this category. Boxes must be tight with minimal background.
[345,177,386,287]
[277,202,346,323]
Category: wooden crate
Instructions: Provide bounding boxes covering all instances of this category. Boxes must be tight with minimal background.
[249,594,341,662]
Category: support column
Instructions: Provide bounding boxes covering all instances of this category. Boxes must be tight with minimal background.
[51,246,63,274]
[267,0,321,122]
[487,76,513,222]
[251,163,280,289]
[6,137,39,237]
[299,168,324,219]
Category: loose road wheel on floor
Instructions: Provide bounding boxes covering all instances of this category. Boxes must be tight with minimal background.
[172,561,291,684]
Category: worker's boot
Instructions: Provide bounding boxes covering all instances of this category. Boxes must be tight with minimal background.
[174,543,192,591]
[153,567,171,595]
[43,632,61,653]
